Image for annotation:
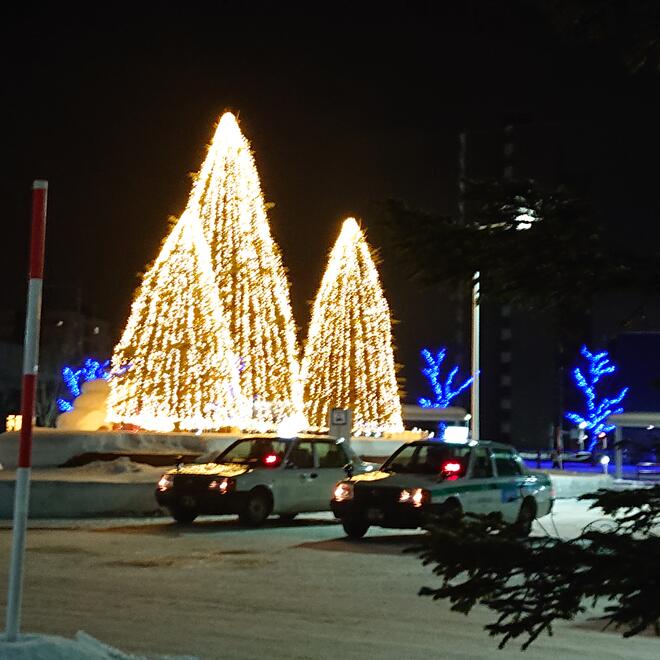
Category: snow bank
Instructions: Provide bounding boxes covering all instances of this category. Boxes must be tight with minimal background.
[0,630,197,659]
[70,457,156,475]
[549,472,614,498]
[0,429,405,470]
[0,430,240,469]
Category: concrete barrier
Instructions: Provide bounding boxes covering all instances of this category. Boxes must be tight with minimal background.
[0,480,162,519]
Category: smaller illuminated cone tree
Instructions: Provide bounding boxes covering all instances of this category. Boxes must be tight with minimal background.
[108,212,246,431]
[302,218,403,435]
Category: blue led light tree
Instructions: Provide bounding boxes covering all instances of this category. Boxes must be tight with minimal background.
[565,345,628,452]
[418,348,474,437]
[56,358,112,413]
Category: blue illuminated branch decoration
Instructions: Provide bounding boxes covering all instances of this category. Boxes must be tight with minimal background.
[565,345,628,452]
[418,348,474,409]
[56,357,131,413]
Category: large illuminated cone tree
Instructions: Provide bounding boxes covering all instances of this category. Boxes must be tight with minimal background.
[184,112,303,428]
[107,212,247,432]
[302,218,403,435]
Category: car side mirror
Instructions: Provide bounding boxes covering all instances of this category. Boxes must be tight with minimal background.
[343,462,354,478]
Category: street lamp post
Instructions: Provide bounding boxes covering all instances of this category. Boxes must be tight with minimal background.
[471,271,480,440]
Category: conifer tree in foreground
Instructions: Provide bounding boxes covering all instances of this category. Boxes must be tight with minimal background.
[302,217,403,435]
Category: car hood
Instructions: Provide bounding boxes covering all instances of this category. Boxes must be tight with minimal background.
[166,462,251,478]
[350,470,441,488]
[351,470,392,483]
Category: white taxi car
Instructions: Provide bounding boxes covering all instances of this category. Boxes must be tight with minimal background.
[155,435,375,525]
[331,439,553,538]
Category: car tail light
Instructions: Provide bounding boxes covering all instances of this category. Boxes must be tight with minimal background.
[263,453,282,467]
[443,462,461,473]
[440,461,463,482]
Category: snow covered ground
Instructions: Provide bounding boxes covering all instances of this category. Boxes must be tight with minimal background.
[0,630,196,659]
[0,499,657,659]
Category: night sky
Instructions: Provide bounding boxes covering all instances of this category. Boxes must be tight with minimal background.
[3,2,660,399]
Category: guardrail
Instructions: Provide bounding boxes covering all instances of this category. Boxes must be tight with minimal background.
[636,462,660,479]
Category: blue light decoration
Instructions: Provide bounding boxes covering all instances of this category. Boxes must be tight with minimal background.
[418,348,474,438]
[56,358,114,413]
[565,345,629,452]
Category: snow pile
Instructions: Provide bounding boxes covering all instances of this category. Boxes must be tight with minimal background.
[68,457,156,475]
[56,380,110,432]
[0,630,197,659]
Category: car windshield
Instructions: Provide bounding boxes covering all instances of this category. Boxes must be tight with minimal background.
[217,438,288,465]
[382,443,471,476]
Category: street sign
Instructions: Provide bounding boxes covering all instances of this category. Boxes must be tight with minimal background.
[328,407,352,441]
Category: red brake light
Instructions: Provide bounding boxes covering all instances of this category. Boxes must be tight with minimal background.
[263,454,280,466]
[442,461,461,473]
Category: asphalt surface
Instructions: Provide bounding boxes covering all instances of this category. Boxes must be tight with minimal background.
[0,500,658,659]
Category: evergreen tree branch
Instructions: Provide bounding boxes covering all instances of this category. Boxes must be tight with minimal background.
[412,486,660,650]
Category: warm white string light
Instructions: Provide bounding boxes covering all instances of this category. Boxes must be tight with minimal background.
[107,212,248,431]
[301,218,403,435]
[183,112,303,429]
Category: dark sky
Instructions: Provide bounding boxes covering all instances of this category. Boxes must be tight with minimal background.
[3,1,659,399]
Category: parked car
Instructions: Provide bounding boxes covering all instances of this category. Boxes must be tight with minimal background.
[155,435,375,524]
[331,439,553,538]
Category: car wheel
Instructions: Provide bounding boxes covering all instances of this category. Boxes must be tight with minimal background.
[239,490,273,526]
[279,513,297,522]
[515,498,536,537]
[170,507,198,524]
[342,518,369,539]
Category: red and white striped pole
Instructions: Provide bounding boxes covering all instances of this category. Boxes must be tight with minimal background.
[5,180,48,642]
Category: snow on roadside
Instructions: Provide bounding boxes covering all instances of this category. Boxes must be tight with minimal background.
[0,630,197,660]
[67,457,158,475]
[0,459,166,485]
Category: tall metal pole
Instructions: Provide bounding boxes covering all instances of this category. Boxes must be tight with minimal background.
[5,180,48,642]
[459,131,481,440]
[471,271,480,439]
[458,132,480,439]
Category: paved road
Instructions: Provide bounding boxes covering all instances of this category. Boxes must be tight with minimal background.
[0,501,657,659]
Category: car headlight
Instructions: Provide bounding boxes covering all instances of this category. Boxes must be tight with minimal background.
[209,477,235,493]
[399,488,429,508]
[157,474,174,491]
[333,482,354,502]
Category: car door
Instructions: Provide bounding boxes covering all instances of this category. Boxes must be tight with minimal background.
[310,441,351,511]
[275,440,318,513]
[464,446,498,515]
[492,449,526,522]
